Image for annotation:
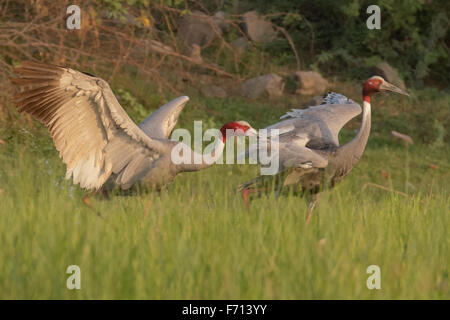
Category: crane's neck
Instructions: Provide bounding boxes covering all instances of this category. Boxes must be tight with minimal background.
[336,96,371,168]
[177,139,225,172]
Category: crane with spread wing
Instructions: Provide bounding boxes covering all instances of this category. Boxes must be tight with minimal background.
[12,61,256,205]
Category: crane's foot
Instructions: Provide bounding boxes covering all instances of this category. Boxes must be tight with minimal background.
[82,192,104,219]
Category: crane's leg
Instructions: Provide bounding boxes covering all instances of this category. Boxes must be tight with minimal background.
[82,191,105,219]
[242,188,256,210]
[242,188,267,210]
[305,193,319,227]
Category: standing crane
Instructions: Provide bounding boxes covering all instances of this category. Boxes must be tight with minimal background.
[238,76,409,225]
[12,61,257,200]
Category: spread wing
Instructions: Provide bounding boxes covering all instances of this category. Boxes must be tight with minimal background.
[138,95,189,139]
[238,92,359,172]
[267,92,362,148]
[12,61,169,190]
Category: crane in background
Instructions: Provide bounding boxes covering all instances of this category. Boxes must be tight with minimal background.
[239,76,409,226]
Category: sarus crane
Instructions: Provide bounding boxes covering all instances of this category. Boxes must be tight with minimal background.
[11,61,257,202]
[238,76,409,225]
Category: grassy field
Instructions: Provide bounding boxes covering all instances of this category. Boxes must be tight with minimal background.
[0,89,448,299]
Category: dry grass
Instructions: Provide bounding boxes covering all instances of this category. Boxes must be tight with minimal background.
[0,1,303,120]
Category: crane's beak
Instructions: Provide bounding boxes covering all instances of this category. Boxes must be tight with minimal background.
[245,128,258,137]
[380,81,409,96]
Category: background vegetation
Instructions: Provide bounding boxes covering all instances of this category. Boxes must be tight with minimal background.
[237,0,449,87]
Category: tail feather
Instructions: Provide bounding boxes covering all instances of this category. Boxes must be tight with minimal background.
[237,177,260,192]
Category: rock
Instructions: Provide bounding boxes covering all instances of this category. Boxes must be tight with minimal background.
[201,85,228,99]
[242,11,277,43]
[231,37,249,54]
[189,44,203,64]
[213,11,228,31]
[293,71,329,96]
[177,10,221,48]
[134,40,174,56]
[131,39,174,61]
[391,130,413,146]
[147,40,174,53]
[241,74,285,99]
[373,62,407,91]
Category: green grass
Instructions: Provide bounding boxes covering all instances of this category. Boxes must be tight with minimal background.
[0,83,448,299]
[0,127,448,299]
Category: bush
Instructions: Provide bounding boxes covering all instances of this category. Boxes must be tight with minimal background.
[232,0,449,87]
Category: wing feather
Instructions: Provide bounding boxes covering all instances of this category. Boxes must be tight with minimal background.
[241,92,360,171]
[12,61,168,190]
[269,94,362,147]
[138,96,190,139]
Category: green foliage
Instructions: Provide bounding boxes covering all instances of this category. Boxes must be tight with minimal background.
[229,0,449,86]
[1,73,449,298]
[0,129,448,299]
[90,0,449,86]
[115,88,148,120]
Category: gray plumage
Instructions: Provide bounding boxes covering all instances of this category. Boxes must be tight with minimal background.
[269,92,361,149]
[240,93,362,193]
[11,61,230,192]
[138,96,189,139]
